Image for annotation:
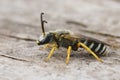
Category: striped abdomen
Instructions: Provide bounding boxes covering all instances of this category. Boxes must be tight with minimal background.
[80,38,109,56]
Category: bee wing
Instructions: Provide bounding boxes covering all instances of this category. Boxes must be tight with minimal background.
[75,34,110,46]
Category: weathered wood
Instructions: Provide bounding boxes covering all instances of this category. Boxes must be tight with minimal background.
[0,0,120,80]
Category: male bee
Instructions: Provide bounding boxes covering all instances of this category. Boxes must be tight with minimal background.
[36,13,110,64]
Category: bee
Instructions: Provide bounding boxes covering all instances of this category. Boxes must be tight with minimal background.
[36,13,110,64]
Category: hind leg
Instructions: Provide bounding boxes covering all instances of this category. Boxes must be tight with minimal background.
[77,42,103,62]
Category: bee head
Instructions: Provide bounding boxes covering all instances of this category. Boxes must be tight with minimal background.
[37,13,57,45]
[37,12,48,45]
[36,33,55,45]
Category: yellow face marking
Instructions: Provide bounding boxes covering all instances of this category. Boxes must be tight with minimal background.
[36,40,40,44]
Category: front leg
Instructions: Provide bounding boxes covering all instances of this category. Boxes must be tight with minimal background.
[44,43,58,62]
[44,47,56,62]
[39,44,50,50]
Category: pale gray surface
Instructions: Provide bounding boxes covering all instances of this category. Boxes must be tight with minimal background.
[0,0,120,80]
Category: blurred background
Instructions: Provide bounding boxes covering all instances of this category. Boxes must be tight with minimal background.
[0,0,120,37]
[0,0,120,80]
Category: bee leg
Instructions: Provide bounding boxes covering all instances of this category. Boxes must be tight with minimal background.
[77,42,103,62]
[66,46,72,64]
[44,47,56,62]
[39,44,49,50]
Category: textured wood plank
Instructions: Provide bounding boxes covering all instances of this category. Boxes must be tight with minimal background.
[0,0,120,80]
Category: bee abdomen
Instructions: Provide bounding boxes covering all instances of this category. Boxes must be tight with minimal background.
[81,39,109,56]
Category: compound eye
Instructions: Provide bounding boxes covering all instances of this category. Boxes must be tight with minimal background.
[39,35,45,41]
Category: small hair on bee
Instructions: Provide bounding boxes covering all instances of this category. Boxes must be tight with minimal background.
[36,12,110,64]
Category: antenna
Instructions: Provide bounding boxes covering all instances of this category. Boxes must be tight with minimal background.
[41,12,47,36]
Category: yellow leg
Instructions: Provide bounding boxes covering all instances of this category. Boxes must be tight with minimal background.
[66,46,72,64]
[45,47,56,62]
[39,44,49,50]
[78,42,103,62]
[40,43,58,50]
